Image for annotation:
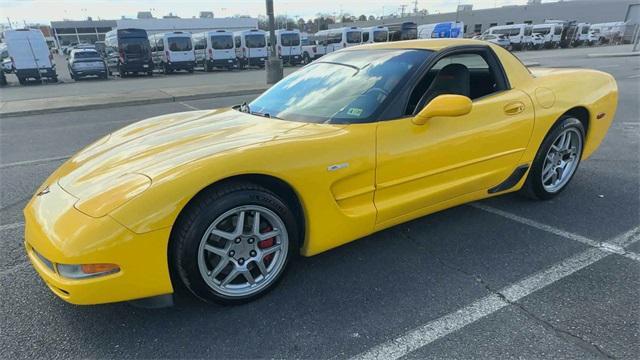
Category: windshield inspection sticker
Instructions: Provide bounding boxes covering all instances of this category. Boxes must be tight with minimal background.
[347,108,363,116]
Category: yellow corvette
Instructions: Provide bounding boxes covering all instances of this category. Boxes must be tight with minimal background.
[24,39,617,305]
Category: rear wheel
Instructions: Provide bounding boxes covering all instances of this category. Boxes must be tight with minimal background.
[521,116,585,200]
[171,182,298,304]
[18,76,27,85]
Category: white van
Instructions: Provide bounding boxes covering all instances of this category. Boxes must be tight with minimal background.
[193,30,237,71]
[314,27,362,54]
[532,23,562,48]
[418,22,464,39]
[361,26,389,43]
[149,31,195,74]
[267,29,302,65]
[575,23,591,46]
[234,29,268,69]
[486,24,532,50]
[2,28,57,84]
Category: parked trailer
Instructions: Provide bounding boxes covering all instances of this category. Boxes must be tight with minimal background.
[193,30,237,72]
[2,28,57,84]
[418,22,464,39]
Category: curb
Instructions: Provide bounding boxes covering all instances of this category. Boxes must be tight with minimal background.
[587,52,640,58]
[0,87,268,118]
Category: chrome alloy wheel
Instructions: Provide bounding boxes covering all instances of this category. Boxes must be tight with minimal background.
[197,205,288,298]
[541,127,583,193]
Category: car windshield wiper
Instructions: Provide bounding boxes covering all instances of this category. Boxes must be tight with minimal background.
[250,111,282,120]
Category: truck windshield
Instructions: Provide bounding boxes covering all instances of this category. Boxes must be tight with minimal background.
[280,33,300,46]
[168,37,192,51]
[247,49,433,124]
[212,35,233,49]
[246,34,266,48]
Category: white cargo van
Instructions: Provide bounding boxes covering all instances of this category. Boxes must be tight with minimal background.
[2,28,57,84]
[234,29,268,69]
[486,24,532,50]
[361,26,389,43]
[314,27,362,54]
[266,29,302,66]
[193,30,237,71]
[532,23,562,48]
[149,31,195,74]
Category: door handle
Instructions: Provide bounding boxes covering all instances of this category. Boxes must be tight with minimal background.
[504,102,525,115]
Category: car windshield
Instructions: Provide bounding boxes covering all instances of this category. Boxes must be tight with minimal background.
[168,37,192,51]
[247,49,433,124]
[246,34,266,48]
[281,33,300,46]
[212,35,233,49]
[346,31,361,43]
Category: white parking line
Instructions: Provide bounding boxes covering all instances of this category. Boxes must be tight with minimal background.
[179,102,201,111]
[0,222,24,232]
[352,226,640,360]
[0,155,70,169]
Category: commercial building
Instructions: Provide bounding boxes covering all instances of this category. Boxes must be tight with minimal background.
[329,0,639,36]
[51,17,257,48]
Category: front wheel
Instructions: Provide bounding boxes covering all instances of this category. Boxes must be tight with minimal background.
[521,116,585,200]
[170,183,298,304]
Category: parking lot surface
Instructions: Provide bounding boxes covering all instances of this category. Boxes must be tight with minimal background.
[0,50,639,359]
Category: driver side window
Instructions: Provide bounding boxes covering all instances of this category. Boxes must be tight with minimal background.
[405,50,507,115]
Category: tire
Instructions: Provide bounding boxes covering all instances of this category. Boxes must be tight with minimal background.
[302,53,311,65]
[188,68,194,74]
[162,63,169,75]
[204,61,211,72]
[170,182,299,305]
[147,71,153,77]
[521,116,585,200]
[18,76,27,85]
[52,75,58,82]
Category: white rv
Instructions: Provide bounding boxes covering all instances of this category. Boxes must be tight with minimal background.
[532,23,562,48]
[314,27,362,54]
[234,29,268,69]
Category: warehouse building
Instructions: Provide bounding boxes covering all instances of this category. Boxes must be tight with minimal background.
[51,17,257,48]
[329,0,639,36]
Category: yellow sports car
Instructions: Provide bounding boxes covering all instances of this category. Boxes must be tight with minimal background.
[24,39,618,306]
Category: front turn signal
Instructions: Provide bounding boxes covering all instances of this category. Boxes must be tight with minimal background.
[57,263,120,279]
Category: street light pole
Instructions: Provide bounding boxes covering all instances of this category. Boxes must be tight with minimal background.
[265,0,283,84]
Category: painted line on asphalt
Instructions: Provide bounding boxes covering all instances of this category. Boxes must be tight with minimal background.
[471,203,640,261]
[0,222,24,232]
[351,227,640,360]
[0,155,70,169]
[178,102,201,111]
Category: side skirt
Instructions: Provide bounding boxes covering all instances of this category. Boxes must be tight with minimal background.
[488,164,530,194]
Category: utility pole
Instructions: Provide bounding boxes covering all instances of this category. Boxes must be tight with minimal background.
[399,5,407,18]
[265,0,283,84]
[413,0,419,16]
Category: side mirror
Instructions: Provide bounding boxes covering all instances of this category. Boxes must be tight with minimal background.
[412,94,472,125]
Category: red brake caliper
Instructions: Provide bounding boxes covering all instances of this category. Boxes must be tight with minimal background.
[257,225,275,265]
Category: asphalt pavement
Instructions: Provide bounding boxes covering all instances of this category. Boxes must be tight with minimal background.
[0,50,639,359]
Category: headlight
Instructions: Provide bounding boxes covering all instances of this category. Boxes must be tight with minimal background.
[57,263,120,279]
[73,173,152,218]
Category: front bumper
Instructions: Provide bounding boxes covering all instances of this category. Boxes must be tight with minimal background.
[16,67,56,79]
[245,57,267,67]
[23,182,173,305]
[120,62,152,73]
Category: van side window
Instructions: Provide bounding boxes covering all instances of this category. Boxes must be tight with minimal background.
[235,36,241,48]
[406,51,507,115]
[362,32,370,42]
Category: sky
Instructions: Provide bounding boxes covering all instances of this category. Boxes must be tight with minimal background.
[0,0,533,25]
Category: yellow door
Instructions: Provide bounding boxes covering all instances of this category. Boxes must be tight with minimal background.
[374,89,534,224]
